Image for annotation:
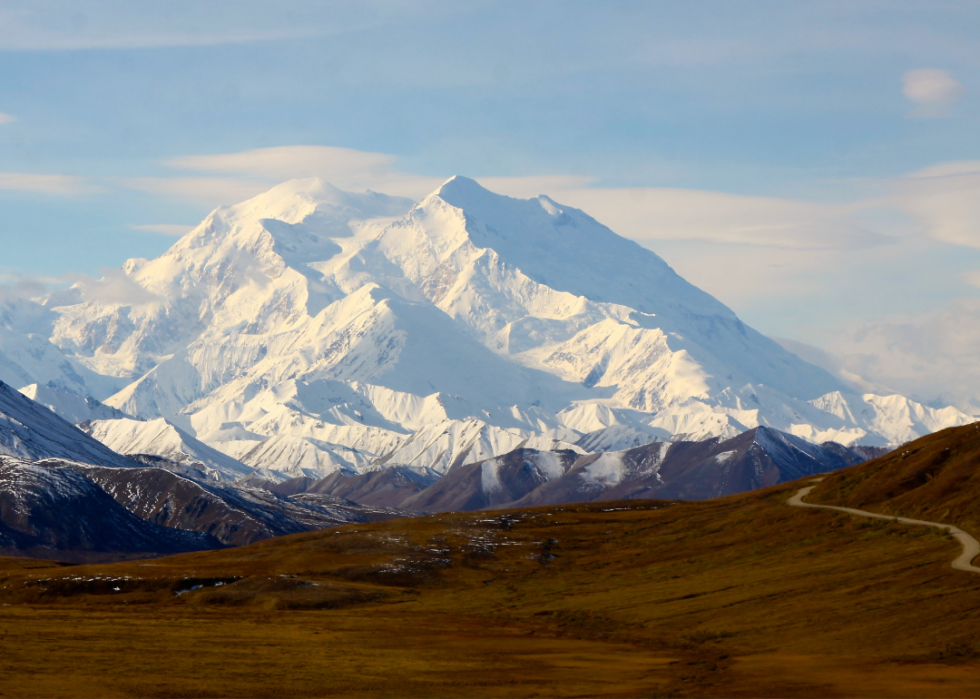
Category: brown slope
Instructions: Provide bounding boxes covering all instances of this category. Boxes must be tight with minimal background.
[506,427,871,508]
[809,421,980,532]
[267,476,319,496]
[399,449,581,512]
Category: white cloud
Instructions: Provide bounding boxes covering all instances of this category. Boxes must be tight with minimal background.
[902,68,963,118]
[963,270,980,289]
[0,173,91,194]
[0,113,16,125]
[909,161,980,179]
[128,224,195,237]
[773,337,885,395]
[903,68,963,104]
[0,276,52,304]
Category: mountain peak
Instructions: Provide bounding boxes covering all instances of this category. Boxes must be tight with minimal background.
[432,177,564,219]
[257,177,372,209]
[224,177,414,226]
[429,175,500,208]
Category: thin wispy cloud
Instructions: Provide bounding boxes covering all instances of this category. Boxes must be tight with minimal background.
[156,145,443,201]
[166,145,397,182]
[961,270,980,289]
[0,112,16,125]
[819,297,980,412]
[147,144,888,252]
[0,1,448,52]
[528,186,894,251]
[122,176,271,206]
[0,26,321,52]
[64,269,161,306]
[0,173,92,194]
[0,275,57,303]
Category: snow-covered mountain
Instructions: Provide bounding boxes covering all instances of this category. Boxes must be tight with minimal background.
[19,383,130,424]
[80,417,253,481]
[4,176,971,480]
[0,300,125,400]
[0,383,409,557]
[0,380,136,468]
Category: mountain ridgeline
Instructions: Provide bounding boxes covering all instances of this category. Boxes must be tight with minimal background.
[266,427,887,512]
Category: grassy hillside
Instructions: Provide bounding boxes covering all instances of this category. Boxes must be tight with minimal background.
[2,469,980,697]
[810,422,980,531]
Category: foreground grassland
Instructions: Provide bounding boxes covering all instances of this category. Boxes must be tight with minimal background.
[1,478,980,697]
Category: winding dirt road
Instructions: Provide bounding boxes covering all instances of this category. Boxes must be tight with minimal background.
[788,484,980,574]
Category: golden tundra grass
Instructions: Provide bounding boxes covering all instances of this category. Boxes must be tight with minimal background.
[1,477,979,697]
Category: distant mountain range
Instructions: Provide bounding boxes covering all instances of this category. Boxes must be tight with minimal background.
[266,426,887,512]
[0,373,889,560]
[0,177,971,485]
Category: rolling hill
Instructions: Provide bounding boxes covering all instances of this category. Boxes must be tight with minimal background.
[809,422,980,532]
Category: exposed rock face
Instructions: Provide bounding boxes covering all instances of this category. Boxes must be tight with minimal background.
[68,464,404,546]
[0,380,138,468]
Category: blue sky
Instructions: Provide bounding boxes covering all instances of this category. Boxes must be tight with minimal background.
[1,0,980,403]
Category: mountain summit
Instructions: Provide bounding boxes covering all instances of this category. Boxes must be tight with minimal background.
[6,177,971,480]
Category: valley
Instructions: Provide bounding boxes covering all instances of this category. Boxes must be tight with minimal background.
[2,427,980,696]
